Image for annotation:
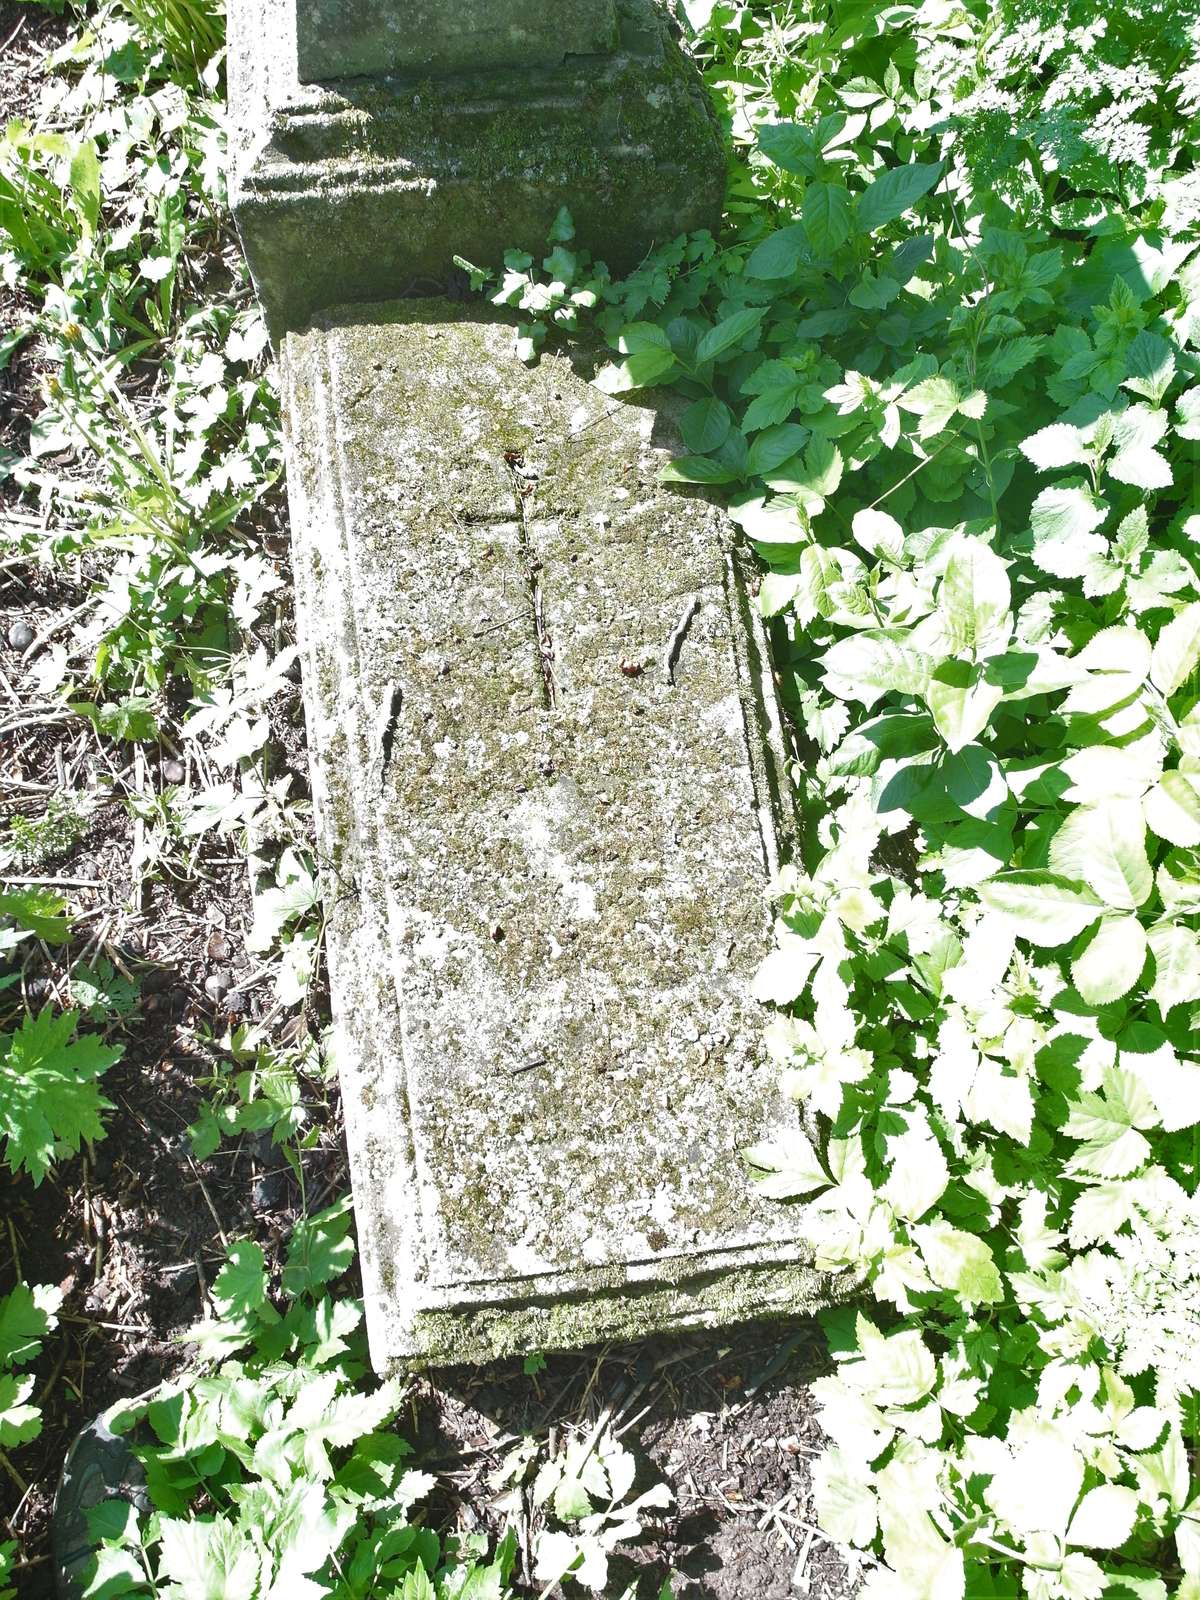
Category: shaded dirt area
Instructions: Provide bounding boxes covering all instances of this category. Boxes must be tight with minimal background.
[0,13,856,1599]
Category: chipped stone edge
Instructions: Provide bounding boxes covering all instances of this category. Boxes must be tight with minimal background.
[282,310,842,1370]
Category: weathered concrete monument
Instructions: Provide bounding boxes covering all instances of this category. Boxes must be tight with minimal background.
[229,0,833,1368]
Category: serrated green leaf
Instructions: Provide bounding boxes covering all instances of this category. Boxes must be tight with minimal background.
[1147,923,1200,1014]
[695,308,766,365]
[1122,330,1176,404]
[1071,915,1147,1006]
[747,422,810,476]
[1049,800,1152,910]
[856,162,942,232]
[1019,422,1088,470]
[679,396,731,454]
[1145,769,1200,846]
[939,537,1011,656]
[746,224,809,280]
[1029,484,1109,578]
[802,182,853,255]
[0,1011,120,1185]
[0,1283,62,1370]
[912,1221,1002,1305]
[1150,602,1200,697]
[978,873,1104,945]
[822,631,933,705]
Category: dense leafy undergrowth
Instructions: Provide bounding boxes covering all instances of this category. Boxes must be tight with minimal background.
[469,0,1200,1595]
[7,0,1200,1595]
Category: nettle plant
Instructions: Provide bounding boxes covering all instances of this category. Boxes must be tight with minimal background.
[473,0,1200,1592]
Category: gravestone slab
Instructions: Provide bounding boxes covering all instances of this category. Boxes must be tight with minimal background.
[282,299,834,1369]
[227,0,725,338]
[294,0,619,81]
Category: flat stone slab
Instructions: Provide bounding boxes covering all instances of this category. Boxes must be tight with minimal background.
[283,300,833,1368]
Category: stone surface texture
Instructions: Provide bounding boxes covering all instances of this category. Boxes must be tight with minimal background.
[295,0,618,81]
[282,299,834,1369]
[227,0,725,338]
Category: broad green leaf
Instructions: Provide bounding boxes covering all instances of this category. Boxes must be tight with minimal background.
[1107,443,1173,490]
[695,307,766,365]
[679,396,731,454]
[822,631,933,705]
[282,1196,355,1297]
[802,182,853,256]
[1176,386,1200,440]
[856,162,942,232]
[660,454,743,485]
[1029,485,1109,578]
[939,538,1011,656]
[748,422,811,476]
[978,873,1104,946]
[594,346,676,394]
[68,138,100,244]
[1049,800,1152,910]
[882,1119,948,1221]
[1150,601,1200,696]
[1147,922,1200,1014]
[912,1221,1002,1305]
[851,508,905,562]
[926,662,1004,752]
[1065,1066,1158,1178]
[0,1011,119,1184]
[1066,1484,1139,1549]
[1145,769,1200,846]
[1071,915,1147,1006]
[756,122,819,175]
[746,225,809,280]
[751,932,819,1004]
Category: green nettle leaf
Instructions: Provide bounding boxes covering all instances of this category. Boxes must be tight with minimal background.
[1150,601,1200,696]
[1019,422,1089,471]
[802,182,853,255]
[1176,386,1200,440]
[1122,330,1176,404]
[746,225,809,280]
[897,374,960,439]
[978,873,1104,946]
[1071,915,1147,1006]
[1049,800,1153,910]
[1107,442,1173,490]
[822,632,933,706]
[912,1221,1003,1305]
[856,162,942,233]
[1029,484,1109,578]
[679,396,732,455]
[695,307,766,365]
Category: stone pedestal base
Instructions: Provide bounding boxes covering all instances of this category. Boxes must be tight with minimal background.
[281,301,837,1370]
[228,0,725,338]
